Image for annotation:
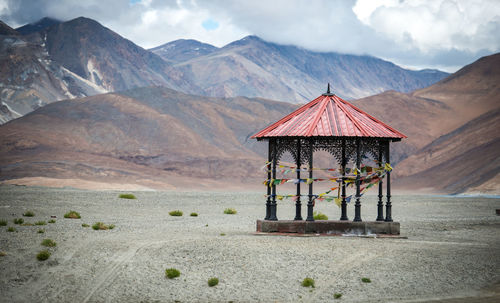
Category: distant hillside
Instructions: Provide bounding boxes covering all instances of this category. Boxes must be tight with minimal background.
[0,86,297,189]
[0,17,199,124]
[154,35,448,102]
[353,53,500,194]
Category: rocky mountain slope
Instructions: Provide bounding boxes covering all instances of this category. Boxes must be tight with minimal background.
[0,86,297,189]
[153,36,448,102]
[353,53,500,193]
[0,17,198,124]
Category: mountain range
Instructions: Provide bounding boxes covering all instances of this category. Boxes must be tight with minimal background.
[0,16,497,194]
[0,16,448,124]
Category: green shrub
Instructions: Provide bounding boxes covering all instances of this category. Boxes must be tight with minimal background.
[0,219,8,226]
[169,210,183,216]
[334,293,342,299]
[82,223,90,228]
[35,221,47,226]
[361,277,371,283]
[23,210,35,217]
[223,208,237,215]
[313,211,328,220]
[38,229,45,234]
[13,218,24,224]
[92,222,114,230]
[48,219,56,223]
[302,277,315,288]
[36,250,51,261]
[190,212,198,217]
[41,239,57,247]
[208,277,219,287]
[0,251,6,257]
[64,210,81,219]
[7,227,15,232]
[220,233,226,236]
[165,268,181,279]
[119,193,136,199]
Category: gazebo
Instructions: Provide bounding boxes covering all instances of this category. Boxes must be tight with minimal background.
[252,85,406,235]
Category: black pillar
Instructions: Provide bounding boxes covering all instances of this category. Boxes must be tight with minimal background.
[376,142,384,221]
[306,139,314,221]
[265,140,272,220]
[385,141,393,222]
[294,139,303,220]
[269,139,278,221]
[353,139,362,222]
[340,138,348,220]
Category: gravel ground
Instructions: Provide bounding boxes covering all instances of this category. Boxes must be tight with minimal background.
[0,184,499,303]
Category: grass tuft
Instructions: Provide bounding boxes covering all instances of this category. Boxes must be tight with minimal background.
[41,239,57,247]
[0,251,6,257]
[334,293,342,299]
[361,277,371,283]
[119,193,136,199]
[302,277,315,288]
[82,223,90,228]
[92,222,114,230]
[169,210,183,216]
[190,212,198,217]
[208,277,219,287]
[64,210,81,219]
[36,250,51,261]
[48,219,56,223]
[220,233,226,236]
[223,208,237,215]
[38,229,45,234]
[165,268,181,279]
[313,211,328,220]
[13,218,24,224]
[0,219,8,226]
[35,221,47,226]
[23,210,35,217]
[7,227,15,232]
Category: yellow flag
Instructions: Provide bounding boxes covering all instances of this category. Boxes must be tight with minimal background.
[334,198,342,208]
[385,163,393,171]
[306,178,313,185]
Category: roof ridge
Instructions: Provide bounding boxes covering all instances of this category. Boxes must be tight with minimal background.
[305,96,329,136]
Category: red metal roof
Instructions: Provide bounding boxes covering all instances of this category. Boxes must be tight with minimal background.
[252,92,407,139]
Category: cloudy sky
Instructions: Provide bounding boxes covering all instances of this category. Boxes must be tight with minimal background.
[1,0,499,72]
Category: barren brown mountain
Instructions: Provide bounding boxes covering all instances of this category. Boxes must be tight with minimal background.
[353,53,500,193]
[0,87,297,189]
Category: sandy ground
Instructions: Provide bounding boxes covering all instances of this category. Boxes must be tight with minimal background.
[0,184,499,303]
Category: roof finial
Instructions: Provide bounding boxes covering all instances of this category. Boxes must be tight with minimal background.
[322,83,334,96]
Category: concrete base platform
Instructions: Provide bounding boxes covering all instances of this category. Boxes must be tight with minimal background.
[256,219,400,235]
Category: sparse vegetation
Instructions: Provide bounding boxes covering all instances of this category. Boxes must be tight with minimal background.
[361,277,371,283]
[220,233,226,236]
[48,219,56,223]
[208,277,219,287]
[36,250,51,261]
[169,210,183,216]
[82,223,90,228]
[302,277,315,288]
[92,222,114,230]
[119,193,136,199]
[21,223,34,226]
[38,229,45,234]
[64,210,81,219]
[7,227,15,232]
[190,212,198,217]
[23,210,35,217]
[35,221,47,226]
[334,293,342,299]
[165,268,181,279]
[41,239,57,247]
[223,208,237,215]
[313,211,328,220]
[13,218,24,224]
[0,251,6,257]
[0,219,8,226]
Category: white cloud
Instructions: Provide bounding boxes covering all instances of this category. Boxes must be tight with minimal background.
[1,0,499,71]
